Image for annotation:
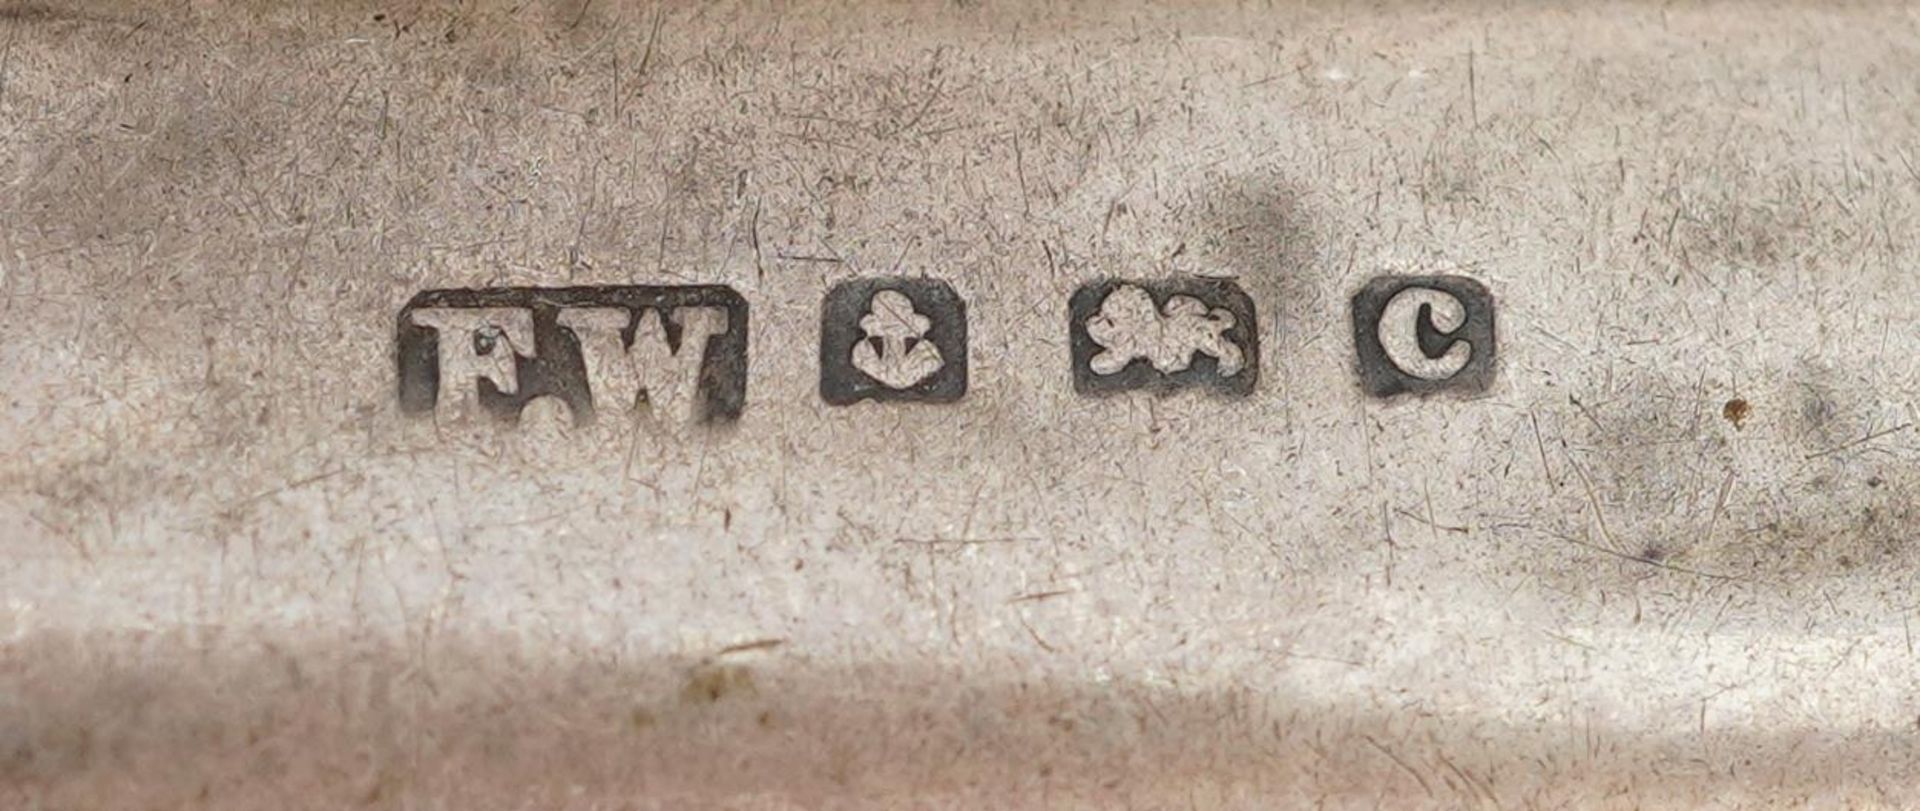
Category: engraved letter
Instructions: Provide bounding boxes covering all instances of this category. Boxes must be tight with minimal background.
[1377,287,1472,381]
[408,307,536,419]
[559,306,729,423]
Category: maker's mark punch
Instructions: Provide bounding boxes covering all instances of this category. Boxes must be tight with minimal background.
[819,278,968,405]
[1069,278,1258,396]
[396,286,748,425]
[1351,275,1496,397]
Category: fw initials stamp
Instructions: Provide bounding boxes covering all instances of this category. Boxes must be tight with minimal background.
[1351,275,1496,397]
[396,286,748,426]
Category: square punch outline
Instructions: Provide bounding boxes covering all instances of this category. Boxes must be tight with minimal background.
[1067,277,1260,397]
[395,285,750,425]
[1350,274,1497,398]
[819,277,969,405]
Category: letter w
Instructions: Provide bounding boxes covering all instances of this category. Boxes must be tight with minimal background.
[558,306,729,424]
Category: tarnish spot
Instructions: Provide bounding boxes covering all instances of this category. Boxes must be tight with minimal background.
[1723,398,1751,430]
